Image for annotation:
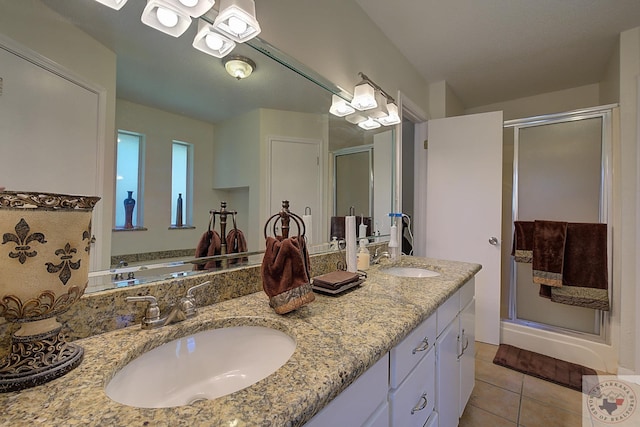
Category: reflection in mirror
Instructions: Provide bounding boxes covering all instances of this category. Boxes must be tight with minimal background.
[0,0,395,292]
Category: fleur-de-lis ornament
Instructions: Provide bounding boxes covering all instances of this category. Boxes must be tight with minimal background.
[46,243,81,285]
[2,218,47,264]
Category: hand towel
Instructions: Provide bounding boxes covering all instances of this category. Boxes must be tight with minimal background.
[345,215,357,272]
[551,223,609,311]
[330,216,372,240]
[194,229,222,270]
[261,235,315,314]
[226,228,248,265]
[512,221,534,263]
[312,270,360,290]
[532,220,567,287]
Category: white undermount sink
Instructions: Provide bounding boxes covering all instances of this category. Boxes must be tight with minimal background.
[381,266,441,278]
[105,325,296,408]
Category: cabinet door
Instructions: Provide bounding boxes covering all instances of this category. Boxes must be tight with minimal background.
[436,320,460,427]
[304,354,388,427]
[459,299,476,416]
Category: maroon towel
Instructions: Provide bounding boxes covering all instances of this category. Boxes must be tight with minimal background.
[550,223,609,310]
[261,235,314,314]
[226,228,248,265]
[512,221,534,263]
[194,229,222,270]
[532,220,567,287]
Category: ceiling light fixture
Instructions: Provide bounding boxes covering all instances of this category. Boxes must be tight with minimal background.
[345,112,367,125]
[93,0,129,10]
[223,55,256,79]
[141,0,192,37]
[329,94,356,117]
[193,20,236,57]
[358,117,382,130]
[213,0,261,43]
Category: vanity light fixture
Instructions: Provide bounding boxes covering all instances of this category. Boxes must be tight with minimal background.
[93,0,129,10]
[358,117,382,130]
[171,0,216,17]
[367,91,390,119]
[376,102,401,126]
[223,55,256,79]
[345,111,368,125]
[329,95,356,117]
[213,0,261,43]
[141,0,193,37]
[193,20,236,57]
[350,81,377,111]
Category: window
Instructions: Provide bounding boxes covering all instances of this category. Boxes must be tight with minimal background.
[171,141,192,227]
[115,131,144,229]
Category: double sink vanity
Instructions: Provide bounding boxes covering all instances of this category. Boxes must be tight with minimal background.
[0,255,480,426]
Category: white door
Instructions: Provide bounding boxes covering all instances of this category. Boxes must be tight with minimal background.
[268,137,322,242]
[0,42,103,269]
[426,111,503,344]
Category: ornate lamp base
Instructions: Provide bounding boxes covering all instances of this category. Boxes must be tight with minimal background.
[0,326,84,393]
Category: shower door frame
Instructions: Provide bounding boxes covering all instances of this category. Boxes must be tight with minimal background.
[504,104,616,343]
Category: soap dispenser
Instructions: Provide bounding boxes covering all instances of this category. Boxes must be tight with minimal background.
[357,238,370,270]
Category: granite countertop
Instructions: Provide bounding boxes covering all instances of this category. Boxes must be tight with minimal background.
[0,256,481,426]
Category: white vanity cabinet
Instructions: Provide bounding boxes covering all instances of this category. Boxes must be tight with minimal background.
[389,312,437,427]
[304,353,389,427]
[436,278,476,427]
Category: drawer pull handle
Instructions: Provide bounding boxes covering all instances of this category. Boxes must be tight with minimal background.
[412,337,429,354]
[411,393,428,414]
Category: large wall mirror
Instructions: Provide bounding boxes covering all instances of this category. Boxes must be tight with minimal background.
[0,0,396,292]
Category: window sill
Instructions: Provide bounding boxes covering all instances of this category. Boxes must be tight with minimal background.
[112,226,148,232]
[168,225,196,230]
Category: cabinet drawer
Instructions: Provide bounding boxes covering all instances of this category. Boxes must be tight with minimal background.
[459,278,475,310]
[389,348,436,427]
[390,313,436,388]
[437,290,460,337]
[304,353,389,427]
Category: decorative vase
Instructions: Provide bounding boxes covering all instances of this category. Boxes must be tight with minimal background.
[124,190,135,229]
[0,191,100,392]
[176,193,183,227]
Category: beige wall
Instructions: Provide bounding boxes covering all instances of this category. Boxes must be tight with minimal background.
[112,99,216,258]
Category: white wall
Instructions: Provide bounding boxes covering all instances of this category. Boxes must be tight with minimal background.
[112,99,216,258]
[257,0,429,114]
[0,0,116,270]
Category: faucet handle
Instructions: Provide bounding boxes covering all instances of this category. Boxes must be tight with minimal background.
[181,281,212,318]
[127,295,160,322]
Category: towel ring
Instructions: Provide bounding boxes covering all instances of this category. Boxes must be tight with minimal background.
[263,200,306,239]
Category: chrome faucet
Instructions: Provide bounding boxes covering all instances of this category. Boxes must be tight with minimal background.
[371,248,391,264]
[127,281,212,329]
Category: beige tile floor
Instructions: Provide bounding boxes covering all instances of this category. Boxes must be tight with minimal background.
[459,342,585,427]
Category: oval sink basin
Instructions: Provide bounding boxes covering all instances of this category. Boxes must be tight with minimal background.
[381,266,440,278]
[105,325,295,408]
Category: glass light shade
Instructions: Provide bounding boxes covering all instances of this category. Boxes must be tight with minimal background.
[329,94,355,117]
[94,0,129,10]
[368,92,390,119]
[171,0,215,17]
[192,20,236,58]
[350,82,377,111]
[345,112,367,124]
[141,0,192,37]
[223,55,256,79]
[358,117,382,130]
[213,0,261,43]
[377,102,401,126]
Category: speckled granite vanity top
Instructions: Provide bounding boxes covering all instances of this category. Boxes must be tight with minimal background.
[0,257,480,426]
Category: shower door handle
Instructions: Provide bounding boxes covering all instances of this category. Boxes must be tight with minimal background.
[488,237,499,246]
